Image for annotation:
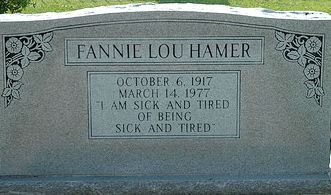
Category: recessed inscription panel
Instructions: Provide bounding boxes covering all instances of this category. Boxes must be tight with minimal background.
[67,37,264,65]
[88,71,240,138]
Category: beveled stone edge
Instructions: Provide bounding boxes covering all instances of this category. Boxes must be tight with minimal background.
[0,3,330,22]
[0,174,330,194]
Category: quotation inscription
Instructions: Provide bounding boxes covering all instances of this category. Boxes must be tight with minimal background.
[66,37,264,65]
[88,71,240,138]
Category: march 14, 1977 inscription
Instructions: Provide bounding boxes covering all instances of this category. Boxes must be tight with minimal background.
[88,71,240,138]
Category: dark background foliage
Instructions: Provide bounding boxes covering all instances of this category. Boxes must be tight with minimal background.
[0,0,31,14]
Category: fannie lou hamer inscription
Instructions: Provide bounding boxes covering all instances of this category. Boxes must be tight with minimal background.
[66,37,264,65]
[88,71,240,138]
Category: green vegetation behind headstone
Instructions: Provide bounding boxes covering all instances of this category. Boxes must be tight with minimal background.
[9,0,331,15]
[0,0,31,14]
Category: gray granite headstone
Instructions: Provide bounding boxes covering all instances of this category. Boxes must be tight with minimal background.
[0,3,330,193]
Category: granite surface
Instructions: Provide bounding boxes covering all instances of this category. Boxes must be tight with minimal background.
[1,174,331,194]
[0,3,330,193]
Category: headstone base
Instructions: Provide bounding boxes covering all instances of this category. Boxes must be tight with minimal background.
[1,173,331,194]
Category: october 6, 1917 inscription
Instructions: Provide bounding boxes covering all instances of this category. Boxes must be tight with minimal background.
[83,37,250,138]
[88,71,240,138]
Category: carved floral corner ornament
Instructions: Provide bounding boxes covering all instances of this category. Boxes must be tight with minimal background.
[2,32,53,107]
[0,30,325,107]
[275,31,324,107]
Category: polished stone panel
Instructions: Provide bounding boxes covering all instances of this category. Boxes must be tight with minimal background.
[0,4,330,183]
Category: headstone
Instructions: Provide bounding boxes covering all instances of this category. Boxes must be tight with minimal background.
[1,3,331,193]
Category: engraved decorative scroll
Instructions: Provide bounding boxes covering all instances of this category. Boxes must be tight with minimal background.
[2,32,53,107]
[275,31,324,107]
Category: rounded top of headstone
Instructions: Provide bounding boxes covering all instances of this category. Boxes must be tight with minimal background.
[1,3,330,21]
